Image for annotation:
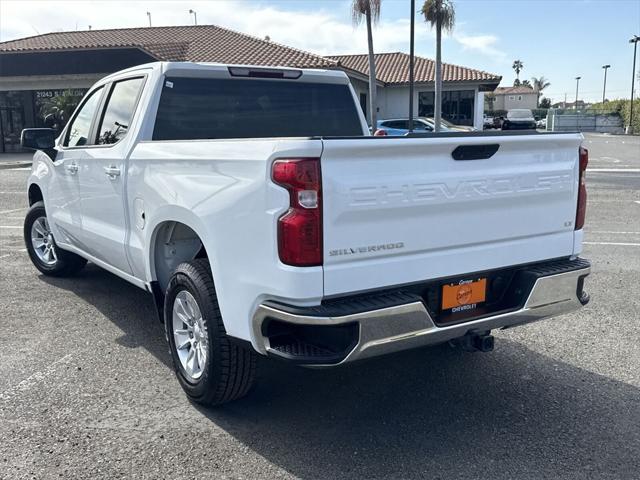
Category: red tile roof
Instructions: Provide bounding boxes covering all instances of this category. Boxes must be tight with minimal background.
[0,25,336,69]
[327,52,501,86]
[494,86,537,95]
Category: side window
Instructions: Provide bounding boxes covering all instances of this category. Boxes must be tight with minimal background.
[64,87,103,147]
[415,121,432,131]
[96,77,145,145]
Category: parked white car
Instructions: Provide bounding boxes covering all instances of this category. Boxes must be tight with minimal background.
[21,62,591,405]
[375,118,450,135]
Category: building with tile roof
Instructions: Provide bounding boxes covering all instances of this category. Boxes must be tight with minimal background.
[328,52,501,130]
[490,85,538,111]
[0,25,501,151]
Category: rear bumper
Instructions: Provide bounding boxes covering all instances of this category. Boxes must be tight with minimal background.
[252,258,590,366]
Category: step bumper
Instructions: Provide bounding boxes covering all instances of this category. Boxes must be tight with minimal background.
[251,258,591,366]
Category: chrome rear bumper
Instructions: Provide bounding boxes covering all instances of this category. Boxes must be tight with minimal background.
[252,260,590,366]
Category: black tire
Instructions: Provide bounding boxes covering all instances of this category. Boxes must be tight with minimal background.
[24,201,87,277]
[164,258,257,406]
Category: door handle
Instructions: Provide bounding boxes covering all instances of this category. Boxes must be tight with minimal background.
[103,165,121,179]
[65,162,78,174]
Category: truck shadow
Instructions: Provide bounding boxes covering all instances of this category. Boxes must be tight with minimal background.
[204,346,640,479]
[39,263,172,369]
[40,264,640,479]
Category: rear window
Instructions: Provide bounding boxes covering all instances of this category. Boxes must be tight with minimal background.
[153,77,364,140]
[507,109,533,119]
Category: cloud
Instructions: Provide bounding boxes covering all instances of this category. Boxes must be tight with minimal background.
[0,0,497,64]
[455,33,507,60]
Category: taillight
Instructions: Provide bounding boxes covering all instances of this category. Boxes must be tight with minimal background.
[374,129,388,136]
[575,146,588,230]
[272,158,322,266]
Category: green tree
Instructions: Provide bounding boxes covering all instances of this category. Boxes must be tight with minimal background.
[512,59,524,83]
[352,0,381,129]
[539,97,551,109]
[531,76,551,107]
[421,0,456,132]
[38,90,84,132]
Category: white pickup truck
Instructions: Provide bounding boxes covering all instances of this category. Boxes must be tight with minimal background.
[21,62,590,406]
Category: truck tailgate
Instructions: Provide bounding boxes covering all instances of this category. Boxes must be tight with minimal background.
[320,133,583,296]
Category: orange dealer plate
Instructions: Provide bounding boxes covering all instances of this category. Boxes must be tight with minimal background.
[441,278,487,311]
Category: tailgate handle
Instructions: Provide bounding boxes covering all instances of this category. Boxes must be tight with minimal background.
[452,144,499,161]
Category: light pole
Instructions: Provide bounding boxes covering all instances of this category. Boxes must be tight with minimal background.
[629,35,639,134]
[146,11,152,27]
[408,0,415,132]
[602,65,610,104]
[575,76,581,110]
[189,9,198,25]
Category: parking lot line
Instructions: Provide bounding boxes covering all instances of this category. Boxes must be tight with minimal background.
[583,241,640,247]
[0,207,27,215]
[588,169,640,173]
[587,231,640,234]
[0,354,74,402]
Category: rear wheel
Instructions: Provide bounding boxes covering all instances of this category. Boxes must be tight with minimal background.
[165,259,257,406]
[24,201,87,276]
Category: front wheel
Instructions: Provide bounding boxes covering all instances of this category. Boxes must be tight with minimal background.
[164,259,257,406]
[24,201,87,277]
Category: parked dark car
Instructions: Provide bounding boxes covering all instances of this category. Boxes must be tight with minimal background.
[500,109,537,130]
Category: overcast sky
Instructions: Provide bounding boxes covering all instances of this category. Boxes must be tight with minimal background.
[1,0,639,103]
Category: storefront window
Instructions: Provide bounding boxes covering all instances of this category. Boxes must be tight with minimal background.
[0,91,32,153]
[34,89,87,133]
[418,90,475,126]
[0,88,86,153]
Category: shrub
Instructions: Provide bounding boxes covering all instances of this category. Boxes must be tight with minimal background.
[589,99,640,133]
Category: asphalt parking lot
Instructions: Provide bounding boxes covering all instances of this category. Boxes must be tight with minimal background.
[0,133,638,479]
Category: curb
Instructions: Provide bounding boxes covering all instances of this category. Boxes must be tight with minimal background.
[0,162,32,171]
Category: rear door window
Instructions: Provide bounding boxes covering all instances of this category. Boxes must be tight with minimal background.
[153,77,363,140]
[96,77,145,145]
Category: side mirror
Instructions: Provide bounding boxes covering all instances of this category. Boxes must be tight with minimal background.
[21,128,56,150]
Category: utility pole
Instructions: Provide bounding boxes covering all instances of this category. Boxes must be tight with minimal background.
[602,65,610,104]
[189,9,198,25]
[146,11,152,27]
[629,35,639,134]
[408,0,415,132]
[575,77,581,132]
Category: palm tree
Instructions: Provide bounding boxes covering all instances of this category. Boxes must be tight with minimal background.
[352,0,381,130]
[421,0,455,132]
[531,76,551,107]
[512,59,524,83]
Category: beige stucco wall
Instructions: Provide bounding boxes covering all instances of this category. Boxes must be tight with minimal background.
[492,92,538,111]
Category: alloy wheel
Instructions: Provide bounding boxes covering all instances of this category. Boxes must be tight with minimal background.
[30,216,58,266]
[172,290,209,381]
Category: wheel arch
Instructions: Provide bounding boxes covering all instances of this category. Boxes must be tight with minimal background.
[147,214,212,292]
[27,183,44,206]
